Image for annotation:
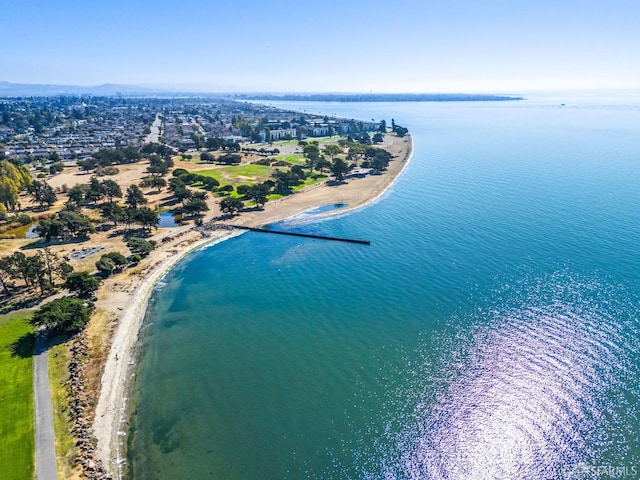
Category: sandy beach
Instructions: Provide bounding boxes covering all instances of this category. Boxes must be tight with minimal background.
[92,133,413,477]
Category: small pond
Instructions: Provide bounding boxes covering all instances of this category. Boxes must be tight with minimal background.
[156,212,180,228]
[26,224,40,239]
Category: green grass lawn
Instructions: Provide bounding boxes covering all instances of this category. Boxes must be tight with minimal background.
[277,153,306,165]
[293,174,328,191]
[0,311,35,480]
[196,164,277,187]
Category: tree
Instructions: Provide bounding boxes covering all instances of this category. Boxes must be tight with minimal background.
[323,144,343,161]
[101,179,122,203]
[219,196,243,216]
[0,255,16,295]
[316,157,331,173]
[65,271,100,299]
[127,237,156,256]
[303,144,320,171]
[271,170,301,194]
[35,218,64,242]
[66,184,88,209]
[95,256,116,277]
[58,211,95,238]
[140,175,167,193]
[28,180,57,208]
[100,202,124,227]
[134,207,159,232]
[49,161,64,174]
[172,184,192,205]
[183,197,209,217]
[85,176,105,204]
[125,184,147,209]
[347,143,365,166]
[30,297,93,334]
[96,252,127,277]
[39,248,73,286]
[373,133,384,144]
[330,158,350,182]
[395,126,409,137]
[147,154,172,175]
[0,176,20,211]
[7,251,48,292]
[245,183,270,209]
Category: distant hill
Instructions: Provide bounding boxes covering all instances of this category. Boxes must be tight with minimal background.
[236,93,525,102]
[0,81,156,96]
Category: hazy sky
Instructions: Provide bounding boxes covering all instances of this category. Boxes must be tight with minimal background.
[2,0,639,93]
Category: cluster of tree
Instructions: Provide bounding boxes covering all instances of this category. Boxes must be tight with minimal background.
[64,271,100,299]
[99,204,159,232]
[96,251,127,277]
[78,146,141,171]
[36,210,95,241]
[0,158,32,211]
[139,175,167,193]
[147,154,174,176]
[204,137,241,151]
[49,160,64,174]
[391,119,409,137]
[237,182,272,207]
[0,249,73,295]
[219,196,244,216]
[126,237,156,256]
[168,177,210,217]
[27,180,57,209]
[65,177,123,208]
[200,152,242,165]
[302,143,329,172]
[272,166,307,194]
[140,143,175,157]
[172,169,219,191]
[243,147,280,155]
[361,147,393,172]
[29,297,94,334]
[347,132,372,145]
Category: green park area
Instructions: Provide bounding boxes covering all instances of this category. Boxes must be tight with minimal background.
[0,311,35,480]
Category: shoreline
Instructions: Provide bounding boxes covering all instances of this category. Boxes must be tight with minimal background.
[93,133,414,477]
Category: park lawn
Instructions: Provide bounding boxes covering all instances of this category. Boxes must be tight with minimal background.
[0,311,35,480]
[196,164,276,187]
[277,153,305,165]
[293,174,327,191]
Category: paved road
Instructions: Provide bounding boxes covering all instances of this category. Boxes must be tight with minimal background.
[34,332,57,480]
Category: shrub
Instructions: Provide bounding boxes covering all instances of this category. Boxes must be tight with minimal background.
[12,213,32,225]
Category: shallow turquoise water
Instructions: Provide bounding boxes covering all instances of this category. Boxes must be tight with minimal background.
[127,94,640,479]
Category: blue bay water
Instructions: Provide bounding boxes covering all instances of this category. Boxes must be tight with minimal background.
[127,94,640,479]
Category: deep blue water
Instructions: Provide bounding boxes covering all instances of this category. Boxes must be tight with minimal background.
[127,94,640,479]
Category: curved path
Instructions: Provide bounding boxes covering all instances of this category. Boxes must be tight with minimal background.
[34,332,57,480]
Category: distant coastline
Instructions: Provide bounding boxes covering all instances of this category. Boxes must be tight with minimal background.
[235,93,525,102]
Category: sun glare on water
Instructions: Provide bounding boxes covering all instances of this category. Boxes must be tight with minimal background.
[370,277,640,480]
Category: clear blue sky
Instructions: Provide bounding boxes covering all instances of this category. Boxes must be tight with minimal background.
[2,0,639,93]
